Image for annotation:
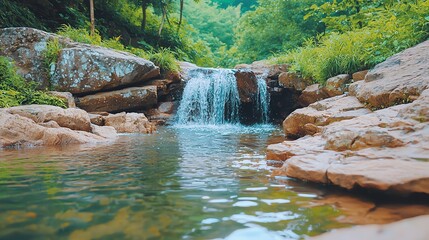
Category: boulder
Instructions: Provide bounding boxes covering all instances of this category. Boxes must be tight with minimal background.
[0,27,70,89]
[234,69,258,103]
[269,90,429,195]
[48,91,76,108]
[297,84,329,107]
[323,74,351,97]
[350,40,429,108]
[235,60,289,79]
[278,72,311,91]
[91,124,117,139]
[0,110,109,148]
[282,95,370,138]
[310,215,429,240]
[144,79,174,96]
[158,102,175,114]
[352,70,368,81]
[0,27,160,94]
[104,112,156,134]
[76,86,157,113]
[5,105,91,132]
[51,46,160,94]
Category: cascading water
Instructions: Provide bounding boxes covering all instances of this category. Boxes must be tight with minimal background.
[176,68,240,125]
[255,77,270,124]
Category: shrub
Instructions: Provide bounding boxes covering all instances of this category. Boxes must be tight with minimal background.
[0,57,66,108]
[149,48,180,73]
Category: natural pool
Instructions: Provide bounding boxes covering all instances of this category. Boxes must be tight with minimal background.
[0,125,427,240]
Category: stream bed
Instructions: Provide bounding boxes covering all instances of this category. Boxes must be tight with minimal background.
[1,125,428,240]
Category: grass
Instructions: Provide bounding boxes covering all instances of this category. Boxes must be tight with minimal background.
[0,56,66,108]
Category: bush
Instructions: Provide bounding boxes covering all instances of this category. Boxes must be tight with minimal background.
[0,57,66,108]
[272,1,429,84]
[149,48,180,73]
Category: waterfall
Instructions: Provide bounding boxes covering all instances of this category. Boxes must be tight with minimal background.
[176,68,240,125]
[255,77,270,124]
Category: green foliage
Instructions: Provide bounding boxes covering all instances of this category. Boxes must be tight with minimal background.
[0,0,45,29]
[272,0,429,83]
[149,48,180,73]
[0,57,66,108]
[232,0,325,63]
[57,25,102,45]
[43,39,63,73]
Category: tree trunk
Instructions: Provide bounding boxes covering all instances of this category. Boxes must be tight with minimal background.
[158,5,166,36]
[177,0,184,32]
[89,0,95,36]
[141,1,147,31]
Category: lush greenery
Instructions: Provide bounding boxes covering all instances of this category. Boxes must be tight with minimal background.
[271,0,429,83]
[0,57,66,108]
[2,0,429,84]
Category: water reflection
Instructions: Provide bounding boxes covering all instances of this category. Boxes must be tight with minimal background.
[0,126,428,240]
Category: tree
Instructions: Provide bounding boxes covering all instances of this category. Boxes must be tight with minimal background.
[89,0,95,36]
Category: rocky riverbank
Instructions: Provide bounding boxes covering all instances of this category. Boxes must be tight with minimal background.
[265,39,429,239]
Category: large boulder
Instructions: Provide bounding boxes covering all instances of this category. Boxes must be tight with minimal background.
[235,60,289,79]
[234,69,258,103]
[310,215,429,240]
[0,110,112,148]
[76,86,157,113]
[269,89,429,195]
[323,74,351,97]
[0,27,69,89]
[0,27,160,94]
[104,112,155,134]
[283,95,370,138]
[350,40,429,108]
[51,47,159,94]
[5,105,91,132]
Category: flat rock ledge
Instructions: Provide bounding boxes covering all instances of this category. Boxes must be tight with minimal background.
[309,215,429,240]
[268,90,429,196]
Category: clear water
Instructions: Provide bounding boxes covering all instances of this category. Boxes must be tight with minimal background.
[0,125,356,240]
[176,69,240,124]
[255,78,269,124]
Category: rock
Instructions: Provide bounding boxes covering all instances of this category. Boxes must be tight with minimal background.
[234,69,258,103]
[144,79,174,96]
[179,61,198,79]
[0,27,71,89]
[310,215,429,240]
[297,84,329,107]
[0,110,108,148]
[235,60,289,79]
[91,124,117,139]
[269,90,429,195]
[352,70,368,81]
[0,27,160,94]
[5,105,91,132]
[104,112,156,134]
[282,95,370,138]
[48,91,76,108]
[76,86,157,113]
[52,46,160,94]
[39,120,61,128]
[89,113,105,126]
[158,102,175,114]
[323,74,351,97]
[350,40,429,108]
[278,72,311,91]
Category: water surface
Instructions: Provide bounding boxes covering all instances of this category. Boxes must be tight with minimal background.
[1,125,426,239]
